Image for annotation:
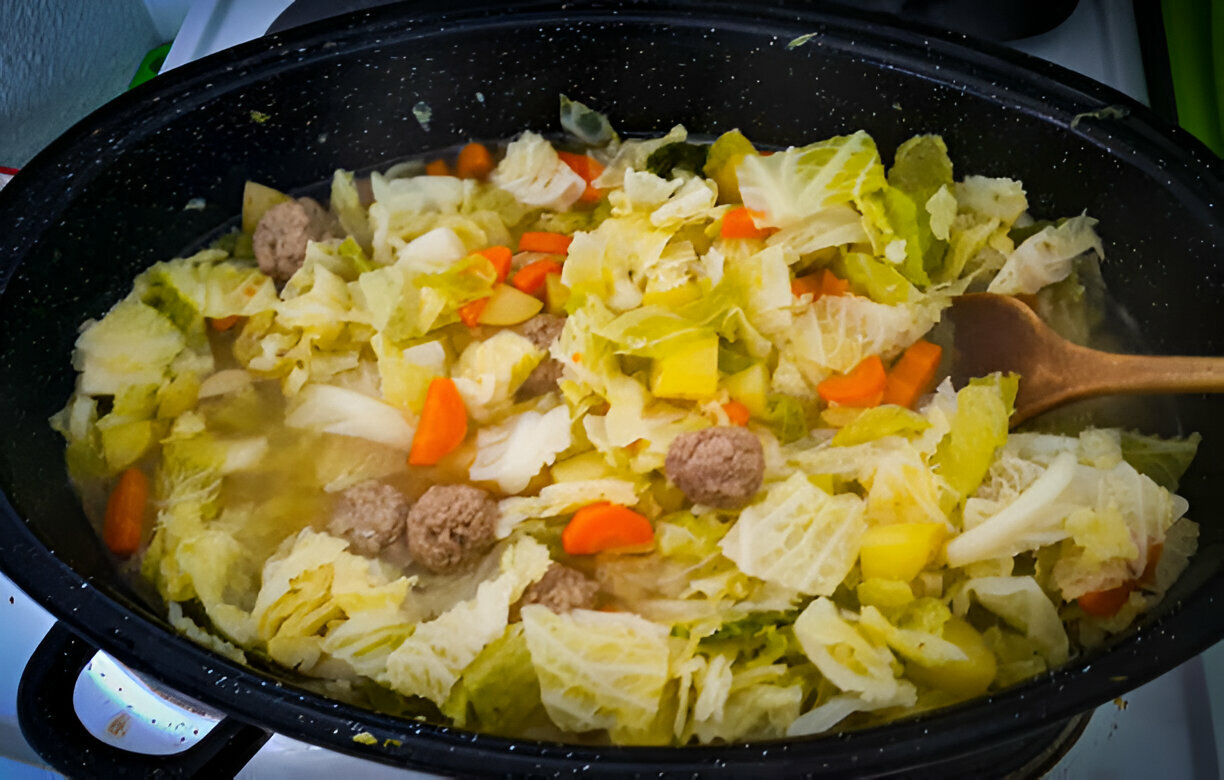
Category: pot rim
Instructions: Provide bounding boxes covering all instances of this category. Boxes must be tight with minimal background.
[1,1,1221,774]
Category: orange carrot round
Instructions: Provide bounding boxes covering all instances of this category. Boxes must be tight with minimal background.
[476,246,513,283]
[456,142,495,179]
[457,297,489,328]
[409,377,468,466]
[103,467,149,556]
[562,502,654,555]
[817,355,887,407]
[512,258,564,296]
[722,400,751,426]
[720,206,772,239]
[425,159,451,176]
[882,339,943,409]
[1078,582,1135,617]
[518,231,573,255]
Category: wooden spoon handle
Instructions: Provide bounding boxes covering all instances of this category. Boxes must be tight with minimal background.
[1078,349,1224,395]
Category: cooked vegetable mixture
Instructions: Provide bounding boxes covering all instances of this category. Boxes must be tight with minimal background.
[54,98,1202,744]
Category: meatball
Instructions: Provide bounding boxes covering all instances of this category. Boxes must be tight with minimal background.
[327,481,411,557]
[513,314,567,399]
[520,563,600,614]
[517,359,566,400]
[513,314,566,350]
[665,426,765,509]
[406,484,498,573]
[252,197,334,282]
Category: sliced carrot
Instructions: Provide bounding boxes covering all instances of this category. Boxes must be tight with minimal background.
[208,315,241,332]
[408,377,468,466]
[817,355,887,407]
[476,245,513,283]
[458,297,489,328]
[792,269,850,300]
[1078,582,1135,617]
[455,142,495,179]
[791,273,823,299]
[512,258,564,296]
[518,231,573,255]
[720,206,772,239]
[819,268,850,297]
[557,150,605,203]
[103,467,149,556]
[562,502,654,555]
[425,159,450,176]
[882,339,944,409]
[722,400,751,426]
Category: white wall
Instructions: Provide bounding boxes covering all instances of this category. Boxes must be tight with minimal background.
[0,1,161,166]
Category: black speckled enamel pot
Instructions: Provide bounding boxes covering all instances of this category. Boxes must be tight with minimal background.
[1,1,1222,776]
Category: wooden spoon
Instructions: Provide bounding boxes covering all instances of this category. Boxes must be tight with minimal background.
[946,293,1224,427]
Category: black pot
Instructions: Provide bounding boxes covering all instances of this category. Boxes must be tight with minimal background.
[1,2,1221,777]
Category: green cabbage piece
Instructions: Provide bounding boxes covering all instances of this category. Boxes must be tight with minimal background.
[951,575,1069,665]
[736,130,887,229]
[793,597,908,704]
[932,373,1018,507]
[857,600,966,667]
[645,142,709,178]
[833,251,917,305]
[491,131,586,211]
[858,186,931,286]
[331,169,373,249]
[284,383,417,451]
[559,94,617,146]
[386,537,552,704]
[468,405,573,494]
[520,605,672,743]
[450,330,544,423]
[832,405,930,447]
[74,297,187,395]
[440,623,544,734]
[1119,430,1201,491]
[987,214,1104,295]
[251,528,416,675]
[719,472,867,596]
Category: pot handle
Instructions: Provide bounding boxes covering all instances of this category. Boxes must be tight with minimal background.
[18,622,271,778]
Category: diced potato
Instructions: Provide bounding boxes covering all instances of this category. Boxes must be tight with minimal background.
[478,284,543,326]
[544,272,570,315]
[649,334,719,400]
[905,617,997,698]
[723,362,769,417]
[242,181,292,234]
[859,522,946,582]
[642,280,702,309]
[550,450,615,483]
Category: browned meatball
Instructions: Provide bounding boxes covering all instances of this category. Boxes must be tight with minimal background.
[513,314,566,350]
[327,481,411,556]
[665,426,765,509]
[520,563,599,614]
[513,314,567,399]
[406,484,498,573]
[252,197,334,282]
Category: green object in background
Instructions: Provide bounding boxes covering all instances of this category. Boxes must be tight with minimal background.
[1162,0,1224,156]
[129,42,172,90]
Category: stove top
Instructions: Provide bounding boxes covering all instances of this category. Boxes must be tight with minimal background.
[3,1,1221,777]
